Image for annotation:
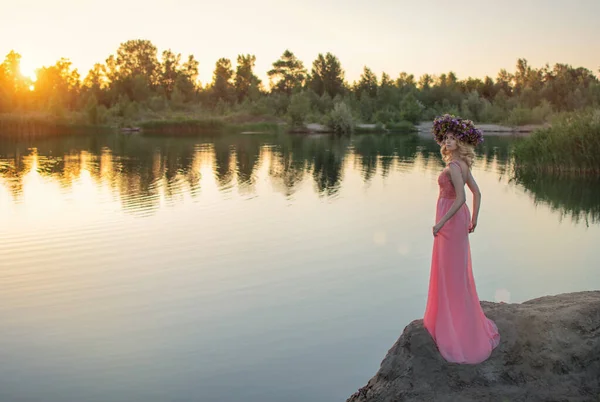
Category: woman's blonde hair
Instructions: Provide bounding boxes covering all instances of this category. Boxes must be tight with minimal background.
[441,137,476,168]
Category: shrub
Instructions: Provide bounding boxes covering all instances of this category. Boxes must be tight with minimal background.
[326,102,354,135]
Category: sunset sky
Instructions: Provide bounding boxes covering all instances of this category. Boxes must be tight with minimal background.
[2,0,599,86]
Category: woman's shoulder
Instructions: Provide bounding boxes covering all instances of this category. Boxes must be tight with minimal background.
[447,159,468,171]
[446,159,470,181]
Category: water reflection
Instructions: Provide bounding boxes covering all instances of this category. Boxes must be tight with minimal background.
[0,132,599,402]
[512,170,600,225]
[0,133,598,224]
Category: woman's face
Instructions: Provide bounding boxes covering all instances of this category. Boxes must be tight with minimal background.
[444,133,458,151]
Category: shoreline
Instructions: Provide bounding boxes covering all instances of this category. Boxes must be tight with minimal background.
[0,113,547,138]
[300,122,546,136]
[416,121,548,137]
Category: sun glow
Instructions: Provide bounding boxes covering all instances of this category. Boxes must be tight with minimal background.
[18,58,38,82]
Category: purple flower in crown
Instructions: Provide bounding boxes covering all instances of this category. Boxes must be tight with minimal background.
[431,114,484,147]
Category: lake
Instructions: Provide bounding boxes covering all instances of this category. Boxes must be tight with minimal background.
[0,131,599,402]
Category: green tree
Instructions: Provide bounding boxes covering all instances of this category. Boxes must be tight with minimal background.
[541,63,598,110]
[308,52,345,98]
[175,54,199,102]
[396,72,416,88]
[514,59,527,92]
[211,58,234,103]
[82,63,108,103]
[496,69,513,96]
[268,50,307,95]
[234,54,261,102]
[355,66,378,99]
[359,92,376,122]
[115,40,160,85]
[377,72,396,105]
[34,58,80,110]
[0,62,8,111]
[106,39,160,102]
[417,73,435,107]
[399,92,423,123]
[396,72,417,100]
[464,77,484,94]
[1,51,26,89]
[481,76,496,100]
[418,74,434,90]
[0,51,30,110]
[430,71,462,108]
[159,49,182,98]
[156,51,198,102]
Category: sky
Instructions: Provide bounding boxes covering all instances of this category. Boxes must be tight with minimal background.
[2,0,599,86]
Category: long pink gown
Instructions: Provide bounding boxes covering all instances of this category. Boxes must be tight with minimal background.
[423,160,500,364]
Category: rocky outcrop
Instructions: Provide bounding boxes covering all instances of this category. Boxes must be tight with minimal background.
[347,291,600,402]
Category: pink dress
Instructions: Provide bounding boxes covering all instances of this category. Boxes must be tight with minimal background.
[423,160,500,364]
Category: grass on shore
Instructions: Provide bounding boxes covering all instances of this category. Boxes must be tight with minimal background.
[513,110,600,175]
[0,112,110,138]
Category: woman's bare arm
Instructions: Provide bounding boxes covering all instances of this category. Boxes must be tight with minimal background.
[465,169,481,232]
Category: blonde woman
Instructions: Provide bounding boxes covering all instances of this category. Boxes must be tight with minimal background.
[423,114,500,364]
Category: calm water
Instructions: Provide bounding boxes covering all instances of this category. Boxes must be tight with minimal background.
[1,132,599,402]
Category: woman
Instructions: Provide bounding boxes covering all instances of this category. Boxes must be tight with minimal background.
[423,114,501,364]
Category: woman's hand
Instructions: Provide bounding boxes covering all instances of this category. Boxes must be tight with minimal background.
[432,222,444,236]
[468,219,477,233]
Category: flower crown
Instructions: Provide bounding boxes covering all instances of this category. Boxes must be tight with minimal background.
[432,114,484,147]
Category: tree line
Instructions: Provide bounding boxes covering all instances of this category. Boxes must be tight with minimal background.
[1,39,599,128]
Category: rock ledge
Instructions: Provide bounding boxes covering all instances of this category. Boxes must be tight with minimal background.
[347,291,600,402]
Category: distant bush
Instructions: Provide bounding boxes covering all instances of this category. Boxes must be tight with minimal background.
[373,109,398,124]
[399,93,424,124]
[326,102,354,135]
[505,100,554,126]
[460,91,489,121]
[148,96,168,112]
[479,102,506,123]
[287,91,311,129]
